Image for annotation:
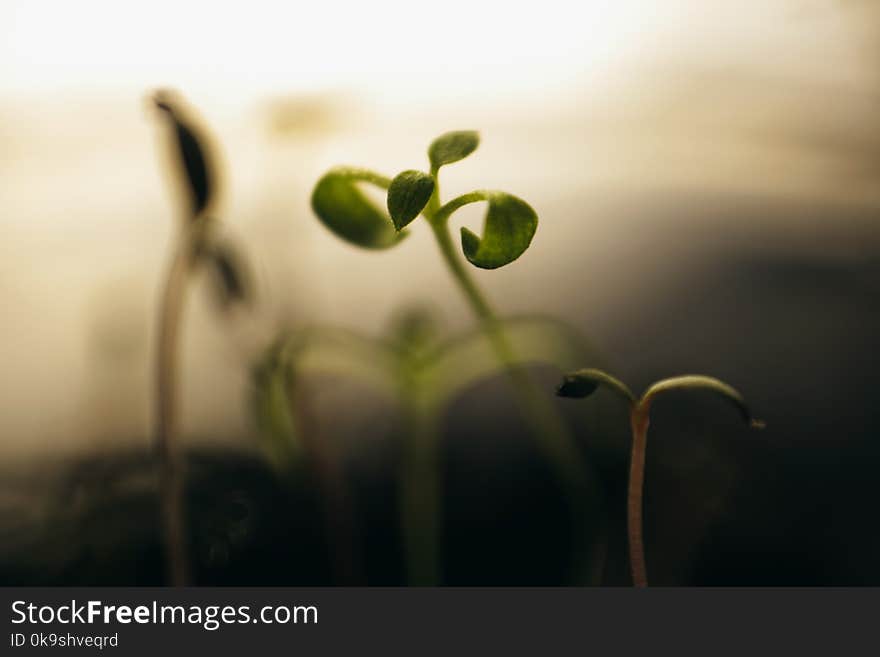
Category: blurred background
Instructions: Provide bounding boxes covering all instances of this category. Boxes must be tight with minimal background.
[0,0,878,585]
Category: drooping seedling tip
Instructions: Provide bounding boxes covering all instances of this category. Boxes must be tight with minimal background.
[556,375,599,399]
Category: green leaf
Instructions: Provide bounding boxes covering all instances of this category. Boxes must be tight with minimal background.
[640,375,765,428]
[251,328,401,469]
[556,368,636,403]
[428,131,479,170]
[285,326,399,395]
[250,339,301,469]
[387,170,435,230]
[420,316,601,408]
[442,191,538,269]
[311,167,404,249]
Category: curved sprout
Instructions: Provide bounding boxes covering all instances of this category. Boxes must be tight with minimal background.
[556,368,636,404]
[556,368,764,588]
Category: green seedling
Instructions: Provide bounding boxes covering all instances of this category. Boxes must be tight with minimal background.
[152,89,251,585]
[252,312,601,585]
[387,310,605,586]
[557,369,765,587]
[250,331,363,584]
[311,132,600,584]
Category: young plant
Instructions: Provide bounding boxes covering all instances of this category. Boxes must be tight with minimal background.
[251,311,600,585]
[557,369,765,587]
[152,90,251,585]
[250,331,363,584]
[311,133,599,584]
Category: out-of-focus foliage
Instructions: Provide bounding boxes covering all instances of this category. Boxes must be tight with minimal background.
[250,313,601,464]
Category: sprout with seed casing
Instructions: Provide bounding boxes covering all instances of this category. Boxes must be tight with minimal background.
[557,369,764,587]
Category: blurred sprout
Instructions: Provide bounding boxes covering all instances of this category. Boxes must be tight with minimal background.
[150,90,253,586]
[388,306,443,361]
[250,336,301,470]
[153,89,216,220]
[252,314,601,585]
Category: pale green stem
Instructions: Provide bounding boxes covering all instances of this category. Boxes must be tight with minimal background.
[418,173,599,585]
[399,389,442,586]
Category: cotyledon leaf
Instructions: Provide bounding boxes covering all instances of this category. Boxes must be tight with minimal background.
[428,130,479,170]
[387,170,435,230]
[311,167,405,249]
[436,191,538,269]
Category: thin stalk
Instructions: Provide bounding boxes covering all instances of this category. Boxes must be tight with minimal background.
[423,179,597,584]
[399,392,442,586]
[155,236,193,586]
[284,370,362,584]
[627,404,650,588]
[391,323,441,586]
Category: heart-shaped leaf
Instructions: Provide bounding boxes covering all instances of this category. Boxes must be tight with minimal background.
[428,131,479,170]
[387,170,435,231]
[311,167,404,249]
[450,192,538,269]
